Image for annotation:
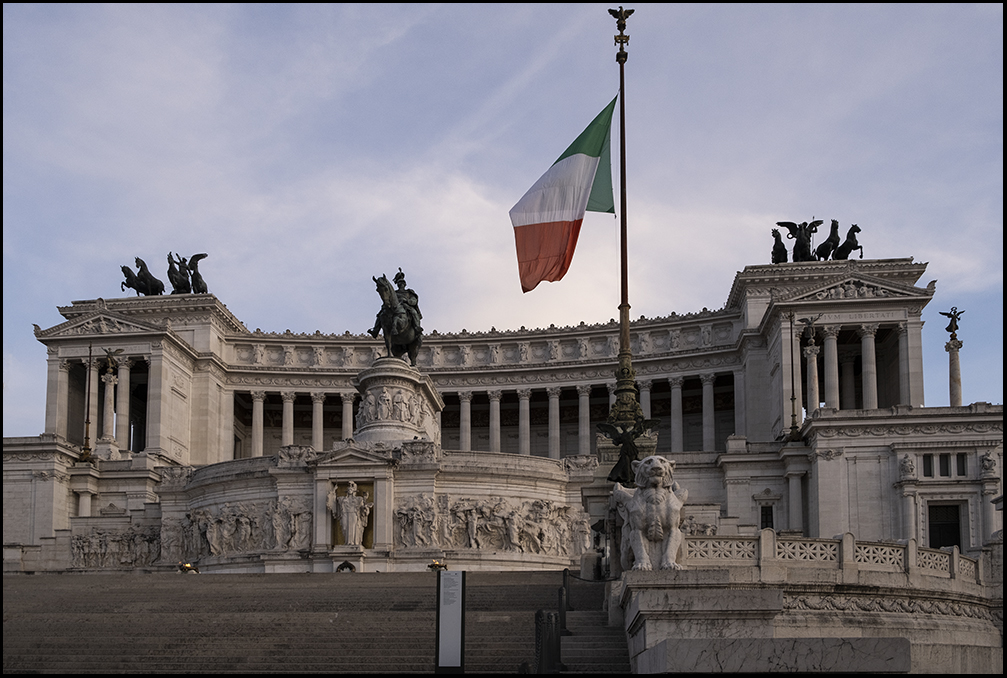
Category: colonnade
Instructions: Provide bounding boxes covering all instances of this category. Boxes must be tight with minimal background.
[445,370,741,457]
[801,321,923,416]
[48,356,141,452]
[241,391,357,458]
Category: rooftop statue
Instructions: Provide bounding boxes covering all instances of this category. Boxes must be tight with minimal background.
[188,253,209,294]
[167,252,191,294]
[940,306,963,341]
[120,257,165,296]
[815,220,841,261]
[832,224,863,260]
[368,268,423,366]
[777,219,822,263]
[771,228,788,264]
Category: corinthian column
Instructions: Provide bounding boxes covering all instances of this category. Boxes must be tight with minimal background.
[251,391,265,457]
[701,374,716,451]
[804,345,820,415]
[670,376,684,454]
[488,390,502,453]
[946,339,963,407]
[281,391,296,446]
[858,324,879,410]
[518,389,532,456]
[821,326,840,409]
[577,385,592,456]
[340,392,355,440]
[638,379,652,419]
[312,392,325,451]
[547,387,561,459]
[115,359,132,450]
[459,391,472,451]
[100,369,117,443]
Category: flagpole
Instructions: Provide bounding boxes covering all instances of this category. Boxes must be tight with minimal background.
[607,6,642,433]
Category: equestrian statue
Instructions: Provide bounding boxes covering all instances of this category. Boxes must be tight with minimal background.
[368,268,423,367]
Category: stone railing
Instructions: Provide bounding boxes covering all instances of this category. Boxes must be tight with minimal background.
[682,529,981,585]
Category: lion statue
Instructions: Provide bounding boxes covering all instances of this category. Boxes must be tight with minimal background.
[612,455,689,571]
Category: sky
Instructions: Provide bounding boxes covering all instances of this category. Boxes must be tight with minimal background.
[4,4,1003,437]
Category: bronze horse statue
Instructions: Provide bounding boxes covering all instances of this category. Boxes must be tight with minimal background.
[121,257,165,296]
[368,274,422,366]
[815,219,841,261]
[771,228,788,263]
[833,224,863,260]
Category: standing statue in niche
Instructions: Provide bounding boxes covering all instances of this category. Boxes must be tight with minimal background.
[328,482,373,547]
[368,268,423,366]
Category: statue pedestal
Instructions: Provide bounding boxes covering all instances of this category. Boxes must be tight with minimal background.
[352,357,444,445]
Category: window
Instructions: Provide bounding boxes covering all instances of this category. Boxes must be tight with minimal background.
[956,453,967,476]
[927,504,961,549]
[922,454,933,477]
[939,454,951,477]
[760,506,774,530]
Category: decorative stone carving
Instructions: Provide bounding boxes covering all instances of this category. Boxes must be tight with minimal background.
[612,456,688,571]
[159,466,195,490]
[72,526,160,568]
[899,453,916,479]
[277,445,317,466]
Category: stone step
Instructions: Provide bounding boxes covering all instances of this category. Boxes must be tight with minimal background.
[3,571,620,674]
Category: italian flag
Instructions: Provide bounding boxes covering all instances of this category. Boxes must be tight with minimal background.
[509,97,617,293]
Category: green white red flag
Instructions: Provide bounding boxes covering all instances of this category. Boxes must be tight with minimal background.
[509,97,616,293]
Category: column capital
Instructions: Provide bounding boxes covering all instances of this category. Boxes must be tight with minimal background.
[802,345,821,358]
[312,392,327,405]
[117,357,134,371]
[670,376,685,389]
[338,391,355,404]
[945,339,963,352]
[281,391,297,403]
[517,388,532,400]
[546,386,562,399]
[700,373,717,386]
[576,384,592,397]
[858,323,879,339]
[487,389,502,401]
[821,325,841,339]
[101,372,118,387]
[637,379,652,391]
[251,390,267,402]
[458,391,473,403]
[59,359,74,372]
[606,382,617,395]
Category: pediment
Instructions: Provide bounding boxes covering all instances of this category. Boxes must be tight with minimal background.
[35,308,163,339]
[314,441,397,468]
[784,273,933,304]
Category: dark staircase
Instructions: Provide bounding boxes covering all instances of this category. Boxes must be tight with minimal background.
[3,570,629,674]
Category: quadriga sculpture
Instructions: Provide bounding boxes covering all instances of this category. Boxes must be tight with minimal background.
[612,455,689,571]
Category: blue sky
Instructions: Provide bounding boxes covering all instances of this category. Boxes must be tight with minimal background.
[4,4,1003,436]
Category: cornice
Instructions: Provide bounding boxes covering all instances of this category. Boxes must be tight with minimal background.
[726,258,930,309]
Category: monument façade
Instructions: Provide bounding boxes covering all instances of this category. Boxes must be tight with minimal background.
[3,252,1002,673]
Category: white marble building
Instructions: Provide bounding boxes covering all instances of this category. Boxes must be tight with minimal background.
[3,257,1002,575]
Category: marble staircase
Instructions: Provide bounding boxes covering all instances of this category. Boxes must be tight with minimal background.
[3,570,628,674]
